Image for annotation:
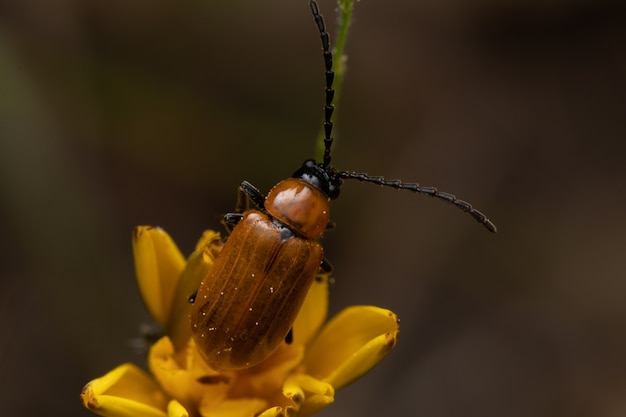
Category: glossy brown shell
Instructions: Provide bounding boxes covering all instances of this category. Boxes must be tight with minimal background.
[264,178,330,239]
[190,209,323,370]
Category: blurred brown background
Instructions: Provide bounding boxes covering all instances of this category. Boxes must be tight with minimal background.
[1,0,626,416]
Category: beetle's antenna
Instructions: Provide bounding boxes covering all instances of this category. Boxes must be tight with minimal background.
[336,171,497,233]
[310,0,335,168]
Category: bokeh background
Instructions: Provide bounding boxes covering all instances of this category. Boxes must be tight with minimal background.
[1,0,626,416]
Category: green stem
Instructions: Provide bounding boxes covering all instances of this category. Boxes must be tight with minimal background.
[315,0,355,162]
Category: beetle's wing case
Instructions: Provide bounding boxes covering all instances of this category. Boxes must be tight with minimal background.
[191,210,323,370]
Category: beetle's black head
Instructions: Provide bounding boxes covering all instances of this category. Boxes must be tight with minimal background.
[292,159,342,200]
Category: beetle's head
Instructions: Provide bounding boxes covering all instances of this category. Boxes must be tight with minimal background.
[292,159,342,200]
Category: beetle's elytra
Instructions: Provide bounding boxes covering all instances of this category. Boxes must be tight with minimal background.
[191,209,323,370]
[191,0,496,371]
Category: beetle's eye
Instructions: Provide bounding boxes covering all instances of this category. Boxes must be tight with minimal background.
[292,162,325,193]
[327,182,340,200]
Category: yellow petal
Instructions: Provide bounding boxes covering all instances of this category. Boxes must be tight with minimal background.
[133,226,186,327]
[199,398,268,417]
[283,374,334,417]
[256,406,285,417]
[303,306,399,390]
[80,363,168,417]
[238,343,304,402]
[149,336,228,413]
[291,273,329,347]
[167,400,190,417]
[167,230,222,351]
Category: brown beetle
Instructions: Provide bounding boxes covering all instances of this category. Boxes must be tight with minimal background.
[190,0,496,371]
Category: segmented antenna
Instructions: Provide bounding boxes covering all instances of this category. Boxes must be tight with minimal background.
[337,171,498,233]
[310,0,335,168]
[308,1,496,233]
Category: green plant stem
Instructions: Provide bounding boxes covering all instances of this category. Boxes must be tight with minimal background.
[315,0,355,162]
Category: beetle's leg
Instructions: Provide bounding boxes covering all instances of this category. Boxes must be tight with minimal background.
[319,257,333,274]
[222,213,244,233]
[188,289,198,304]
[325,220,336,231]
[235,181,266,213]
[285,328,294,345]
[223,182,266,233]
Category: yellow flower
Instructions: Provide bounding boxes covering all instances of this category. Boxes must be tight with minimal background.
[81,226,399,417]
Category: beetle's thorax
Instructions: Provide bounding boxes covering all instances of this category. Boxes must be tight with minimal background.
[265,178,330,240]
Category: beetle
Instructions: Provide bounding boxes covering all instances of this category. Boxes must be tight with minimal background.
[190,0,497,371]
